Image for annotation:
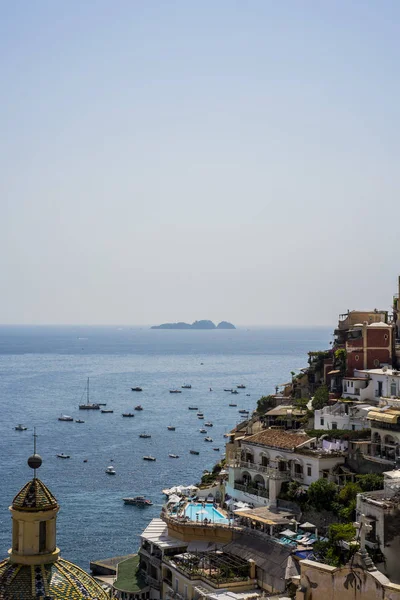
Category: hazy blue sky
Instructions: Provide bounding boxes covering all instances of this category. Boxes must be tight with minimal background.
[1,1,399,326]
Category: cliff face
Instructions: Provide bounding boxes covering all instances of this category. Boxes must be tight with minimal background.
[151,320,236,330]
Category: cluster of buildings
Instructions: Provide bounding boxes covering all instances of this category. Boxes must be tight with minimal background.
[4,279,400,599]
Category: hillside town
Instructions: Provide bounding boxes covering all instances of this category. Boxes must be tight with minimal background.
[95,276,400,600]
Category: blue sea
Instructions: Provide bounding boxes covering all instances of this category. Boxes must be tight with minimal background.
[0,325,330,569]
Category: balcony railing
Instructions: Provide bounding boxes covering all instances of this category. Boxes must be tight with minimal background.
[149,555,162,568]
[145,575,160,590]
[234,482,269,498]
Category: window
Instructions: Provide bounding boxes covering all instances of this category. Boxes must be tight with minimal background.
[332,422,337,430]
[307,466,312,476]
[384,334,389,341]
[39,521,46,552]
[391,382,397,396]
[355,355,360,362]
[184,585,188,600]
[374,359,380,367]
[320,418,324,426]
[352,424,356,431]
[175,578,179,592]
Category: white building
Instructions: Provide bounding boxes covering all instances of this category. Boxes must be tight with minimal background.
[314,401,374,431]
[343,368,400,402]
[226,429,345,508]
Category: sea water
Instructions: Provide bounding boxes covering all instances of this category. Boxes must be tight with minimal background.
[0,325,330,568]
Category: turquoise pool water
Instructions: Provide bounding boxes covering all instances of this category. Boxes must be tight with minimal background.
[185,502,230,524]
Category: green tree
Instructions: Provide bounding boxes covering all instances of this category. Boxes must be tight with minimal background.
[256,395,275,414]
[312,385,329,410]
[328,522,356,543]
[356,473,384,492]
[307,479,337,511]
[334,349,347,373]
[338,482,361,504]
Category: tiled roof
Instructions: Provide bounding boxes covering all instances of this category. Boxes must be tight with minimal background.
[12,478,58,512]
[0,557,109,599]
[244,430,312,450]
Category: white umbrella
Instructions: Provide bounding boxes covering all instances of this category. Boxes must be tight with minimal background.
[167,494,181,504]
[196,509,208,515]
[300,522,316,529]
[280,529,297,537]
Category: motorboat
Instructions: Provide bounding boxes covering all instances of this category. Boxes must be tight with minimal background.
[188,407,198,410]
[167,426,176,431]
[75,419,85,423]
[190,450,200,455]
[239,409,249,414]
[246,393,251,396]
[98,403,107,406]
[213,447,220,451]
[237,384,246,389]
[197,412,204,417]
[182,384,192,389]
[58,415,73,422]
[198,415,204,419]
[205,422,213,427]
[123,496,152,506]
[169,390,182,394]
[122,413,135,417]
[131,387,143,392]
[83,459,88,463]
[57,453,70,459]
[204,437,213,442]
[229,403,237,407]
[143,456,156,461]
[79,378,100,410]
[134,405,143,411]
[169,454,180,458]
[199,428,207,433]
[105,466,116,475]
[101,409,113,413]
[231,389,239,395]
[223,433,231,438]
[15,424,27,431]
[139,433,151,438]
[224,389,233,392]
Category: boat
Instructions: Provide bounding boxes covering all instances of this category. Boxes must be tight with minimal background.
[75,419,85,423]
[122,413,135,417]
[229,403,237,407]
[213,447,220,451]
[246,393,251,396]
[131,387,143,392]
[190,450,200,455]
[98,403,107,406]
[231,389,239,394]
[182,384,192,389]
[237,384,246,389]
[188,407,198,410]
[134,405,143,411]
[205,422,213,427]
[169,454,180,458]
[224,389,233,392]
[239,409,249,414]
[105,465,116,475]
[123,496,152,506]
[79,378,100,410]
[101,409,113,413]
[198,415,204,419]
[223,433,231,438]
[204,437,213,442]
[58,415,73,422]
[15,424,27,431]
[83,459,88,463]
[56,453,70,459]
[167,426,176,431]
[169,390,182,394]
[143,456,156,461]
[199,428,207,433]
[197,412,204,417]
[139,433,151,438]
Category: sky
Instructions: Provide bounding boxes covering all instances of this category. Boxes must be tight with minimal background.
[1,1,399,326]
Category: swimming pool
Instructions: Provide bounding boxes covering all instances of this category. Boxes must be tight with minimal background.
[185,502,230,524]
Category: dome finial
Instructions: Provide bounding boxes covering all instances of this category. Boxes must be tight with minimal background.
[27,427,42,477]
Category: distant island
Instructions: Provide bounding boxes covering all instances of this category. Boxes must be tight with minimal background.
[151,320,236,330]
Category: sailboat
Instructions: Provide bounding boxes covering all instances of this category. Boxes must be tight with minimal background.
[79,378,100,410]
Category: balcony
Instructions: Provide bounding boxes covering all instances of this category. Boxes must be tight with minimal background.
[266,467,291,480]
[145,574,161,590]
[149,555,162,568]
[234,482,269,498]
[292,471,304,481]
[229,460,271,474]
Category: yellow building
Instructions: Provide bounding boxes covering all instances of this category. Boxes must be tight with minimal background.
[0,451,109,599]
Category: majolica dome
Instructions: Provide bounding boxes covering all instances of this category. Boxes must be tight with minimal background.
[0,452,109,600]
[12,479,58,512]
[0,557,109,599]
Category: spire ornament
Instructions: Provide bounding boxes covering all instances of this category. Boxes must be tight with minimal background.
[27,427,42,477]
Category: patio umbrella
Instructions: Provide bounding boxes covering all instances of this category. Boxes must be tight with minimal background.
[167,494,181,504]
[280,529,297,537]
[196,509,208,515]
[300,522,316,529]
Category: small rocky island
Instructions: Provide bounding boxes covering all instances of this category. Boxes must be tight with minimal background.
[151,320,236,330]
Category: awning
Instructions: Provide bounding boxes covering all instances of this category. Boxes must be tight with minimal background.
[234,511,288,526]
[327,369,341,375]
[368,411,399,424]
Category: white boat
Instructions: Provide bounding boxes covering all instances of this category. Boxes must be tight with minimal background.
[79,378,100,410]
[58,415,73,422]
[169,454,180,458]
[143,456,156,461]
[199,428,207,433]
[123,496,152,506]
[15,424,27,431]
[198,415,204,419]
[105,466,116,475]
[167,426,176,431]
[57,453,70,459]
[205,422,213,427]
[75,419,85,423]
[204,437,213,442]
[139,433,151,438]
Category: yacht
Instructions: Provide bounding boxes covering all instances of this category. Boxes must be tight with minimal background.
[56,453,70,459]
[197,415,204,420]
[169,390,182,394]
[182,384,192,389]
[105,466,116,475]
[237,384,246,389]
[101,409,113,413]
[213,447,220,451]
[188,407,198,410]
[75,419,85,423]
[168,454,180,458]
[79,378,100,410]
[231,389,239,395]
[205,422,213,427]
[190,450,200,455]
[199,428,207,433]
[58,415,73,422]
[204,437,213,442]
[15,424,27,431]
[134,405,143,411]
[131,387,143,392]
[229,403,237,407]
[123,496,152,506]
[122,413,135,417]
[143,456,156,461]
[139,433,151,438]
[167,426,176,431]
